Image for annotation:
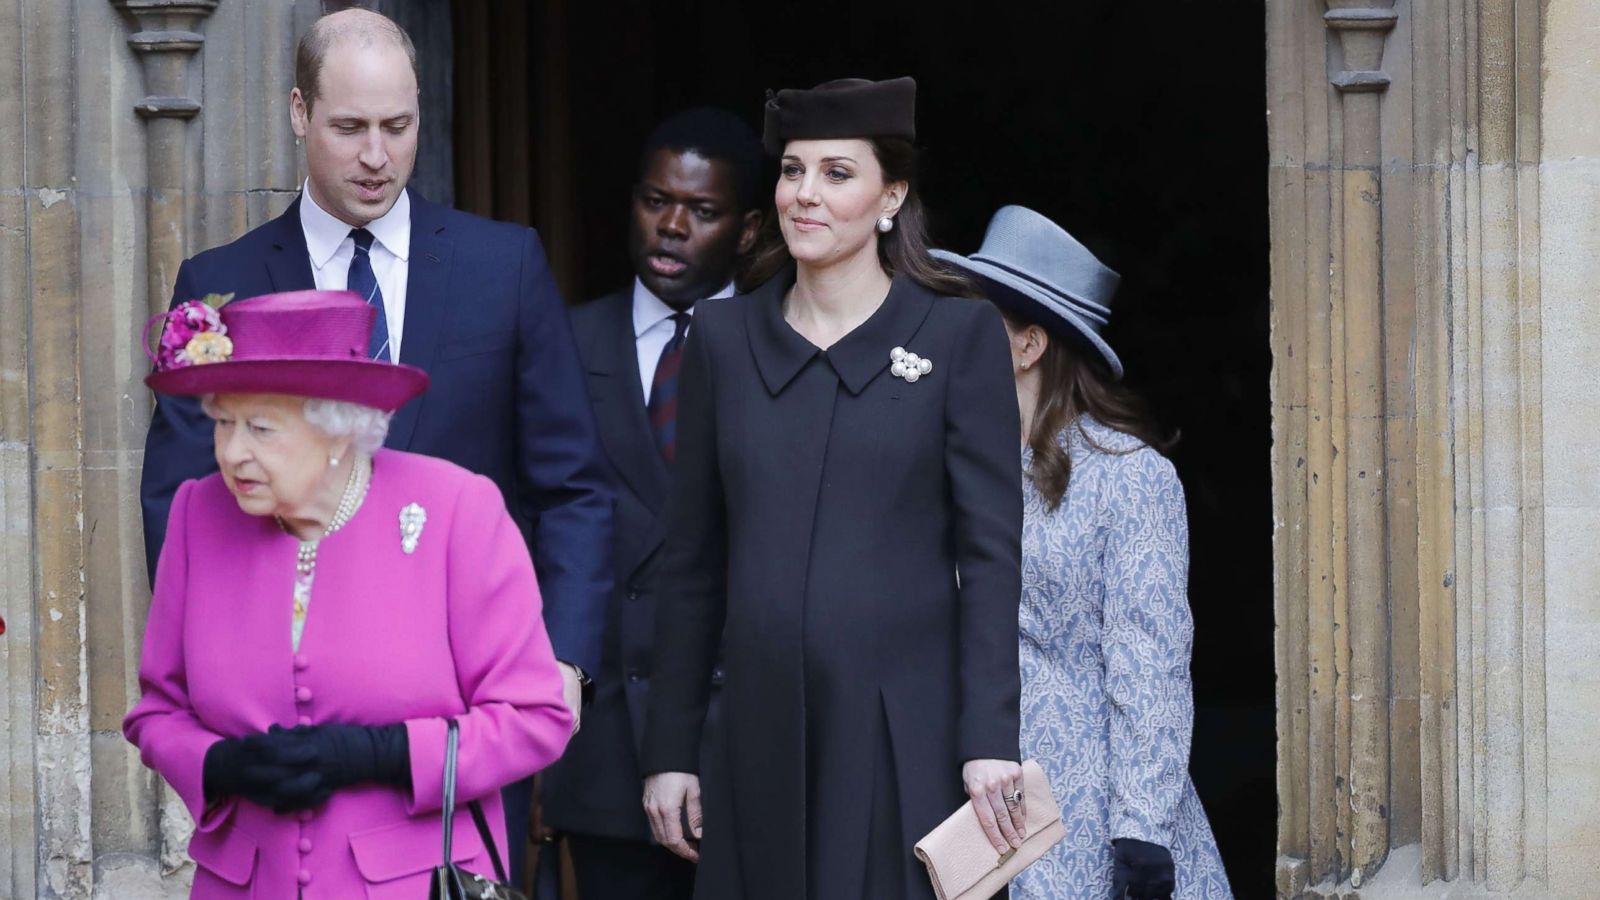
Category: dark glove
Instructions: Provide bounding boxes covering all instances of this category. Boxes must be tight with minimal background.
[202,733,320,810]
[1111,838,1175,900]
[262,722,412,794]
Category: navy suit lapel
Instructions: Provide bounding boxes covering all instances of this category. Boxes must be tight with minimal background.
[264,197,315,291]
[593,292,669,514]
[389,193,454,450]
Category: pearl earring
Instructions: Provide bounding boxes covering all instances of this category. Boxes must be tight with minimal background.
[877,215,894,233]
[329,454,340,468]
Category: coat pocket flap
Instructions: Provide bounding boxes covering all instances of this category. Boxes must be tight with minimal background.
[187,823,258,887]
[349,810,486,883]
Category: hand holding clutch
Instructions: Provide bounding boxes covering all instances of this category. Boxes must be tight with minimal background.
[915,760,1067,900]
[961,758,1027,853]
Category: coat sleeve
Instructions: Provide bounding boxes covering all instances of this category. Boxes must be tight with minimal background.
[139,261,223,587]
[945,301,1024,763]
[512,228,615,677]
[122,479,233,832]
[1102,449,1195,848]
[405,474,574,813]
[639,324,726,775]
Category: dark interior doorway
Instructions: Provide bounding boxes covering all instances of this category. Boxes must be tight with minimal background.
[450,0,1274,893]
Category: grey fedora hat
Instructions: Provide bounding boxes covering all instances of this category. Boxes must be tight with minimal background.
[931,205,1123,379]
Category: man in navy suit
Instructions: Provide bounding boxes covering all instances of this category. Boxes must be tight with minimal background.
[540,109,764,900]
[138,7,612,857]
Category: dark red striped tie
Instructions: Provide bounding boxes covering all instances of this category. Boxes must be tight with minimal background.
[648,312,692,463]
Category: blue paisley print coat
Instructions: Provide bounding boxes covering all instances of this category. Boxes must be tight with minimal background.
[1014,418,1232,899]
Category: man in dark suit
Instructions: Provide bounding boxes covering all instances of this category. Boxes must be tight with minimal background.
[541,109,765,899]
[137,8,612,862]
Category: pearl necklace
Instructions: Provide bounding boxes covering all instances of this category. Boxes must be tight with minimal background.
[279,455,372,577]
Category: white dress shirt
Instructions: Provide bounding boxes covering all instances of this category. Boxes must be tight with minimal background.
[300,181,412,360]
[632,278,736,401]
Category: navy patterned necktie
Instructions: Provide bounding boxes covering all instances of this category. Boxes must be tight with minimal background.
[347,228,391,361]
[647,312,692,463]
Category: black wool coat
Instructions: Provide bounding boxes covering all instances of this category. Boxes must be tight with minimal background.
[642,270,1023,900]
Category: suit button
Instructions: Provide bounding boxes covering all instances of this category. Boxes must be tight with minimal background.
[296,687,313,703]
[627,670,641,683]
[298,838,312,854]
[297,869,312,886]
[627,591,639,601]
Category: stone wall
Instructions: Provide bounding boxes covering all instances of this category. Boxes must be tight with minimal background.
[1269,0,1600,896]
[0,1,316,896]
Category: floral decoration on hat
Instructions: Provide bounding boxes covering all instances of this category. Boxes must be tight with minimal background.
[144,293,235,371]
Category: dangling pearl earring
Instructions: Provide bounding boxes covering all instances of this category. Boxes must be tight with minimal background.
[877,215,894,233]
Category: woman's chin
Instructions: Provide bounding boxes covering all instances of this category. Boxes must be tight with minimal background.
[230,491,275,518]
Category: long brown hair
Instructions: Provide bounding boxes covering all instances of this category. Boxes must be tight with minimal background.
[738,137,974,296]
[1001,308,1174,510]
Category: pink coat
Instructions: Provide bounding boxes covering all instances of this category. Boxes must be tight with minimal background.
[124,449,573,899]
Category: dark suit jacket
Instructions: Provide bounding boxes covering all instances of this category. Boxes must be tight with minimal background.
[641,270,1023,900]
[139,192,614,675]
[542,288,723,841]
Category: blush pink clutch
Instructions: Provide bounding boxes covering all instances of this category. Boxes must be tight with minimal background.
[913,760,1067,900]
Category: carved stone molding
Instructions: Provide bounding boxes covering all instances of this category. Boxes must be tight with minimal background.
[116,1,216,117]
[1324,5,1399,92]
[113,0,218,319]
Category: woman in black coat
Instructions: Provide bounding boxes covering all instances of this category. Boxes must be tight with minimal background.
[641,77,1026,900]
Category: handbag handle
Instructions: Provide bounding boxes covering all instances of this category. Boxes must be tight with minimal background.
[439,719,511,883]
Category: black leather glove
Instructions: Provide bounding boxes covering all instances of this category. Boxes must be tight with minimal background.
[1111,838,1175,900]
[201,733,319,810]
[262,722,412,793]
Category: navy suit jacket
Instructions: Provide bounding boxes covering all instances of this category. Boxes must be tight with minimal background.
[542,288,723,841]
[139,192,614,675]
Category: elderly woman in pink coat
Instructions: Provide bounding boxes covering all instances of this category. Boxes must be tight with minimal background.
[124,290,573,899]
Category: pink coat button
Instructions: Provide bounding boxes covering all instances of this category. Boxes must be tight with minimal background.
[297,715,312,726]
[298,838,312,853]
[293,654,309,671]
[297,869,311,885]
[295,686,313,703]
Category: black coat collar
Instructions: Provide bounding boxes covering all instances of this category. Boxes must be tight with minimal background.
[746,267,935,396]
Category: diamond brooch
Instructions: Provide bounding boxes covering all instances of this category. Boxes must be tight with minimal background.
[889,346,933,383]
[400,503,427,554]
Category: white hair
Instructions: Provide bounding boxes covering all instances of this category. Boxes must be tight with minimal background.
[199,394,391,456]
[301,398,392,456]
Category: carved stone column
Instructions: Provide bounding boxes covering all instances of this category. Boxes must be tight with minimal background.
[114,0,219,318]
[1324,2,1398,887]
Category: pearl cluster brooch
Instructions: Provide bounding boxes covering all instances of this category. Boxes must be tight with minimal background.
[889,346,933,383]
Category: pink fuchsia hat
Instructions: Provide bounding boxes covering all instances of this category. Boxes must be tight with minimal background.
[143,290,429,412]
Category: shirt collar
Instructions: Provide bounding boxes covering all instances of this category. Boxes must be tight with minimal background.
[299,180,413,271]
[631,277,735,338]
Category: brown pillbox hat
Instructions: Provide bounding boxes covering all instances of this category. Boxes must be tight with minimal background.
[761,76,917,156]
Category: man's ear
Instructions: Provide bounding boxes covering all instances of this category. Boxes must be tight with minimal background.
[736,209,764,255]
[290,87,310,139]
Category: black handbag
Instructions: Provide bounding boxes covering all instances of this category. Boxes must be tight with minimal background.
[429,720,529,900]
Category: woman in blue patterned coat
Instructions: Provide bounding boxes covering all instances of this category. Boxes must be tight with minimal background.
[935,206,1232,900]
